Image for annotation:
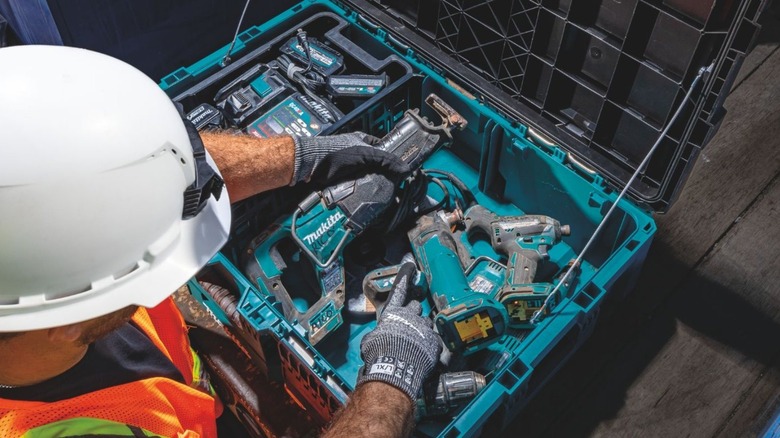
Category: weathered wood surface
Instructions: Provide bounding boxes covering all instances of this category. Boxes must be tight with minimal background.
[507,21,780,438]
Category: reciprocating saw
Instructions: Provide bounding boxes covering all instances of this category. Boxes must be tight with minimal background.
[243,94,467,344]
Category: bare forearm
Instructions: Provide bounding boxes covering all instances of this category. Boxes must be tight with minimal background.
[201,131,295,202]
[323,382,415,438]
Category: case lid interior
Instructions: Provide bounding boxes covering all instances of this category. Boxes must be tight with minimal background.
[350,0,767,211]
[41,0,768,211]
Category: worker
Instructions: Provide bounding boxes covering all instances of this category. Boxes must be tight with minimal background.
[0,45,441,437]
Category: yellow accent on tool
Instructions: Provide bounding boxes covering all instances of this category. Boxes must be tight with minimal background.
[454,312,494,344]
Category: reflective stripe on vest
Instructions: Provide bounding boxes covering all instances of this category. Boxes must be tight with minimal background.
[0,297,218,437]
[23,417,159,437]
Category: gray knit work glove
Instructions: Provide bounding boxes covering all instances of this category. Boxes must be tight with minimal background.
[357,262,441,401]
[292,132,411,186]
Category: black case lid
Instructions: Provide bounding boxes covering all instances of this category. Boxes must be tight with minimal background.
[347,0,768,211]
[41,0,767,211]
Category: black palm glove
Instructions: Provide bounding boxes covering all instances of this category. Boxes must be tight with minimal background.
[292,132,411,186]
[357,262,441,401]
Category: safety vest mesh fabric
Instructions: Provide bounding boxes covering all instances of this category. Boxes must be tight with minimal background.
[22,417,160,437]
[0,297,218,437]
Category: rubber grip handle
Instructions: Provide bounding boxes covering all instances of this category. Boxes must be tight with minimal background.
[508,251,538,285]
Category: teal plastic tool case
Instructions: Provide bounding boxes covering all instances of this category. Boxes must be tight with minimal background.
[156,0,766,436]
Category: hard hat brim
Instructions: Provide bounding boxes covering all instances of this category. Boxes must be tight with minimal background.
[0,153,232,332]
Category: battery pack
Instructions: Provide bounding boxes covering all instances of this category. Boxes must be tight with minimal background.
[280,36,344,76]
[215,65,293,127]
[326,73,387,98]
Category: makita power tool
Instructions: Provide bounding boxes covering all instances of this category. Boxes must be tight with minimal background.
[243,94,467,344]
[407,204,576,352]
[455,205,576,328]
[407,208,509,353]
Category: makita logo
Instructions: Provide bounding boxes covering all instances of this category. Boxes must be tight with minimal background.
[303,211,344,245]
[299,95,334,122]
[186,105,214,125]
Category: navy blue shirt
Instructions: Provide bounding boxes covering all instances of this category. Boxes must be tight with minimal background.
[0,322,183,402]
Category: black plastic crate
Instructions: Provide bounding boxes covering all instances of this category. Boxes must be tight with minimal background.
[365,0,768,210]
[39,0,766,208]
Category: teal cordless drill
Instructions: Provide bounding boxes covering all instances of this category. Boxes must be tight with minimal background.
[407,208,510,353]
[399,204,575,354]
[244,94,466,344]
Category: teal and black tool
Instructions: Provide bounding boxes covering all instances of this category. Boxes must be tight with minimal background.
[246,93,341,138]
[326,74,387,98]
[362,253,429,318]
[214,64,294,127]
[243,94,466,344]
[408,208,509,353]
[458,205,576,328]
[280,33,344,76]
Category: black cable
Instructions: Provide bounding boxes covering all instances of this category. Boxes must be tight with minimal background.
[273,54,340,123]
[418,177,449,216]
[421,169,476,208]
[275,54,325,92]
[385,170,428,231]
[296,28,314,74]
[384,167,475,232]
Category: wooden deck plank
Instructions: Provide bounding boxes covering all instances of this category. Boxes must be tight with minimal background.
[507,41,780,437]
[732,43,778,93]
[585,174,780,437]
[651,49,780,268]
[716,364,780,437]
[733,1,780,92]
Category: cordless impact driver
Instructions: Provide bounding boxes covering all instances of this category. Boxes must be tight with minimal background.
[458,205,575,327]
[243,94,467,344]
[396,204,575,353]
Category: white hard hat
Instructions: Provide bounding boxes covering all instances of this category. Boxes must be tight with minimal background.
[0,45,231,331]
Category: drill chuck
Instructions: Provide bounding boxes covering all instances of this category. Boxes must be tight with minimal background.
[417,371,486,418]
[434,371,486,408]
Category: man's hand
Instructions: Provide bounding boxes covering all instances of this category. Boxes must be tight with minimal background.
[202,131,412,202]
[357,262,440,400]
[294,132,411,186]
[323,262,440,438]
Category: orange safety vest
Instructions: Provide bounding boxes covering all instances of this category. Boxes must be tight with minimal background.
[0,297,220,437]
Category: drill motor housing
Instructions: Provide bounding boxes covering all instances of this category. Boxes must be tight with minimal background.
[408,209,509,353]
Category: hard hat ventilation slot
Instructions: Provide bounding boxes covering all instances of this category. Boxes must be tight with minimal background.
[170,147,187,166]
[114,263,140,281]
[0,296,19,305]
[47,284,92,301]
